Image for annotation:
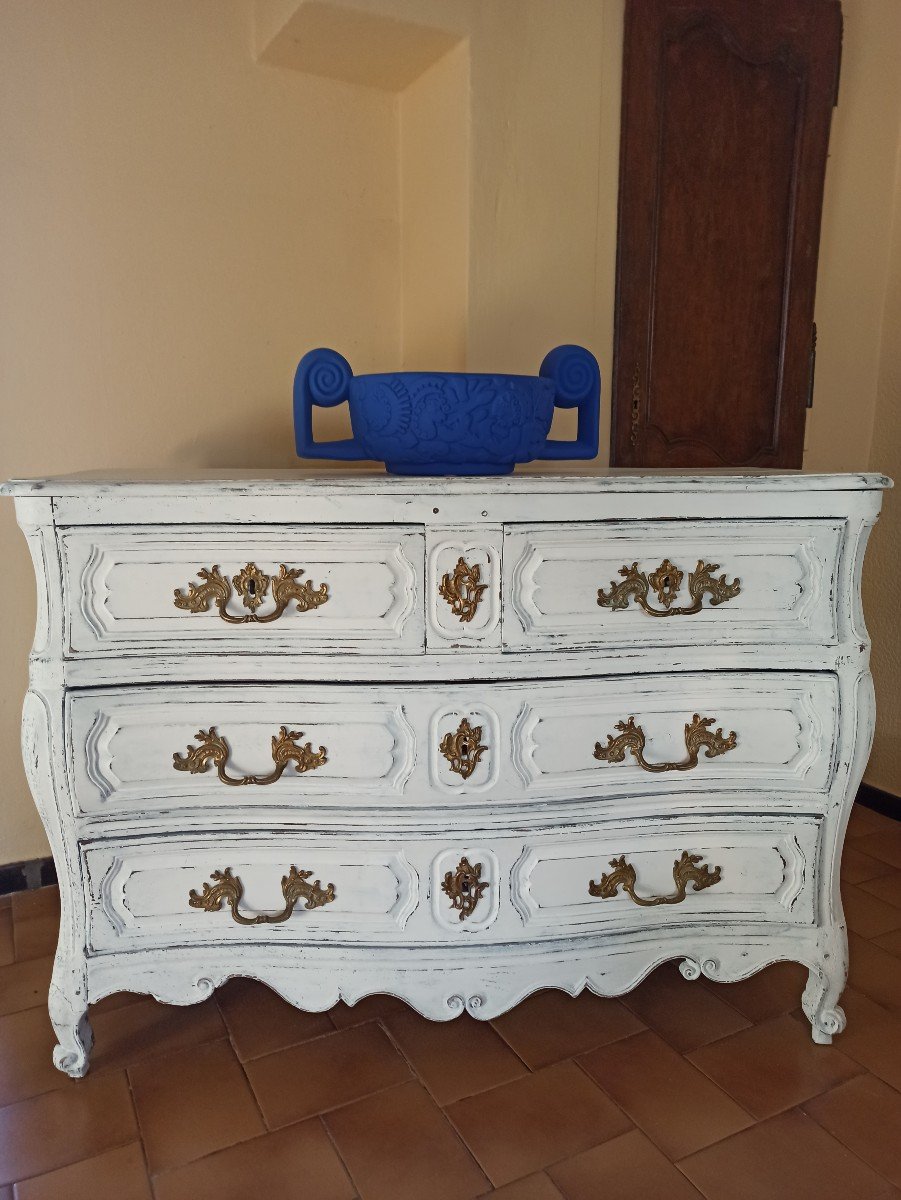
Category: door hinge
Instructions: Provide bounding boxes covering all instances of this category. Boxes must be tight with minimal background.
[807,322,817,409]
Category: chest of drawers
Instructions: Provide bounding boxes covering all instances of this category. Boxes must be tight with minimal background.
[3,468,889,1077]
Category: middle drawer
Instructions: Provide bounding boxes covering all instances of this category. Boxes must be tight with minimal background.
[68,672,839,819]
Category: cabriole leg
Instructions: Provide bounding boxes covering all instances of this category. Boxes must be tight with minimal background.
[49,966,93,1077]
[802,958,847,1045]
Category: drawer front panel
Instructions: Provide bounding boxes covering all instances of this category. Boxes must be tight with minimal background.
[69,672,838,819]
[511,816,820,934]
[503,519,842,650]
[62,525,424,655]
[84,814,820,951]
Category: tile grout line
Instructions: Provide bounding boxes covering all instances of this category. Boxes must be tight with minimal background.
[369,1016,493,1190]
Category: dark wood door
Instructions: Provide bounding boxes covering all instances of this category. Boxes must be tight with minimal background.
[612,0,842,468]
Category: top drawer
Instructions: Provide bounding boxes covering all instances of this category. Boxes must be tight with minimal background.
[61,525,424,656]
[503,519,842,651]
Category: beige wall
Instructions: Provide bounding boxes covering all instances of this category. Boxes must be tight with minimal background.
[1,0,900,863]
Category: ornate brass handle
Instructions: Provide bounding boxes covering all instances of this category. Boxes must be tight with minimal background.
[597,559,740,617]
[438,556,488,622]
[441,856,489,920]
[589,851,722,906]
[439,717,487,780]
[173,726,327,786]
[188,865,336,924]
[593,713,737,773]
[174,562,329,623]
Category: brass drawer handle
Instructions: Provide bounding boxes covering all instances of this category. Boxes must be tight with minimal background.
[439,717,487,780]
[439,556,488,623]
[442,856,489,920]
[173,726,327,786]
[189,865,336,925]
[174,562,329,623]
[589,851,722,907]
[594,713,737,773]
[597,559,740,617]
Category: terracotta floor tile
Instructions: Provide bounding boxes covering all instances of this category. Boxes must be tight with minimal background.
[853,826,901,870]
[871,927,901,958]
[90,990,150,1015]
[622,963,751,1052]
[699,960,808,1022]
[0,1004,63,1105]
[0,1069,137,1186]
[847,807,899,839]
[579,1030,750,1160]
[482,1174,565,1199]
[11,911,59,963]
[678,1108,893,1200]
[848,932,901,1013]
[446,1059,632,1188]
[129,1037,264,1173]
[245,1019,411,1128]
[843,883,901,938]
[687,1011,862,1119]
[11,886,60,922]
[327,1080,488,1200]
[217,977,335,1061]
[859,870,901,909]
[0,953,51,1016]
[89,996,226,1073]
[841,846,895,885]
[13,1141,152,1200]
[0,910,13,966]
[151,1119,355,1200]
[828,987,901,1091]
[490,990,644,1069]
[328,993,414,1028]
[380,1008,527,1104]
[804,1074,901,1187]
[548,1128,704,1200]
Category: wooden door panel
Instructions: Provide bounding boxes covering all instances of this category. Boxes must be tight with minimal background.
[613,0,842,468]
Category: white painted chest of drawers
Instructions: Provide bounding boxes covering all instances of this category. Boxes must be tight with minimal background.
[3,468,890,1076]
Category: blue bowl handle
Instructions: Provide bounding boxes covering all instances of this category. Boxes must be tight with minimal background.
[535,344,601,460]
[294,348,366,461]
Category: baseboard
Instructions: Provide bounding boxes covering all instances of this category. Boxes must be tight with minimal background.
[0,784,898,896]
[0,857,57,898]
[856,782,901,822]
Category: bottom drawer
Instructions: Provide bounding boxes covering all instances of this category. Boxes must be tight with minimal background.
[84,814,822,952]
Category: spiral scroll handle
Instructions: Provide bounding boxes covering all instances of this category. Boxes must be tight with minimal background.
[536,344,601,460]
[294,347,364,461]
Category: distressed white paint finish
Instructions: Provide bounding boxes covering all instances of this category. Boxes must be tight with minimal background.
[504,519,843,650]
[66,673,837,821]
[1,469,889,1075]
[61,525,424,656]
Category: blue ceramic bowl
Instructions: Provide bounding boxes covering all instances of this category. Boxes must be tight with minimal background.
[294,345,600,476]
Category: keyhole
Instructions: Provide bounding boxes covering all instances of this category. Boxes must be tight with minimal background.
[662,575,671,589]
[247,579,256,596]
[461,880,471,894]
[460,741,469,755]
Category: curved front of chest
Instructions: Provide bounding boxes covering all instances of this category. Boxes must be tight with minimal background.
[67,671,840,821]
[83,813,822,954]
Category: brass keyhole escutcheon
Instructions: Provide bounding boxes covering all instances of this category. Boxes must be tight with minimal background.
[439,717,487,780]
[442,856,489,921]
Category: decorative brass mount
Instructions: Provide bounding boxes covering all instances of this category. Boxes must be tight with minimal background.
[439,717,487,780]
[188,865,336,925]
[173,726,327,786]
[438,556,488,623]
[441,856,489,921]
[174,563,329,623]
[589,851,723,907]
[593,714,737,774]
[597,559,740,617]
